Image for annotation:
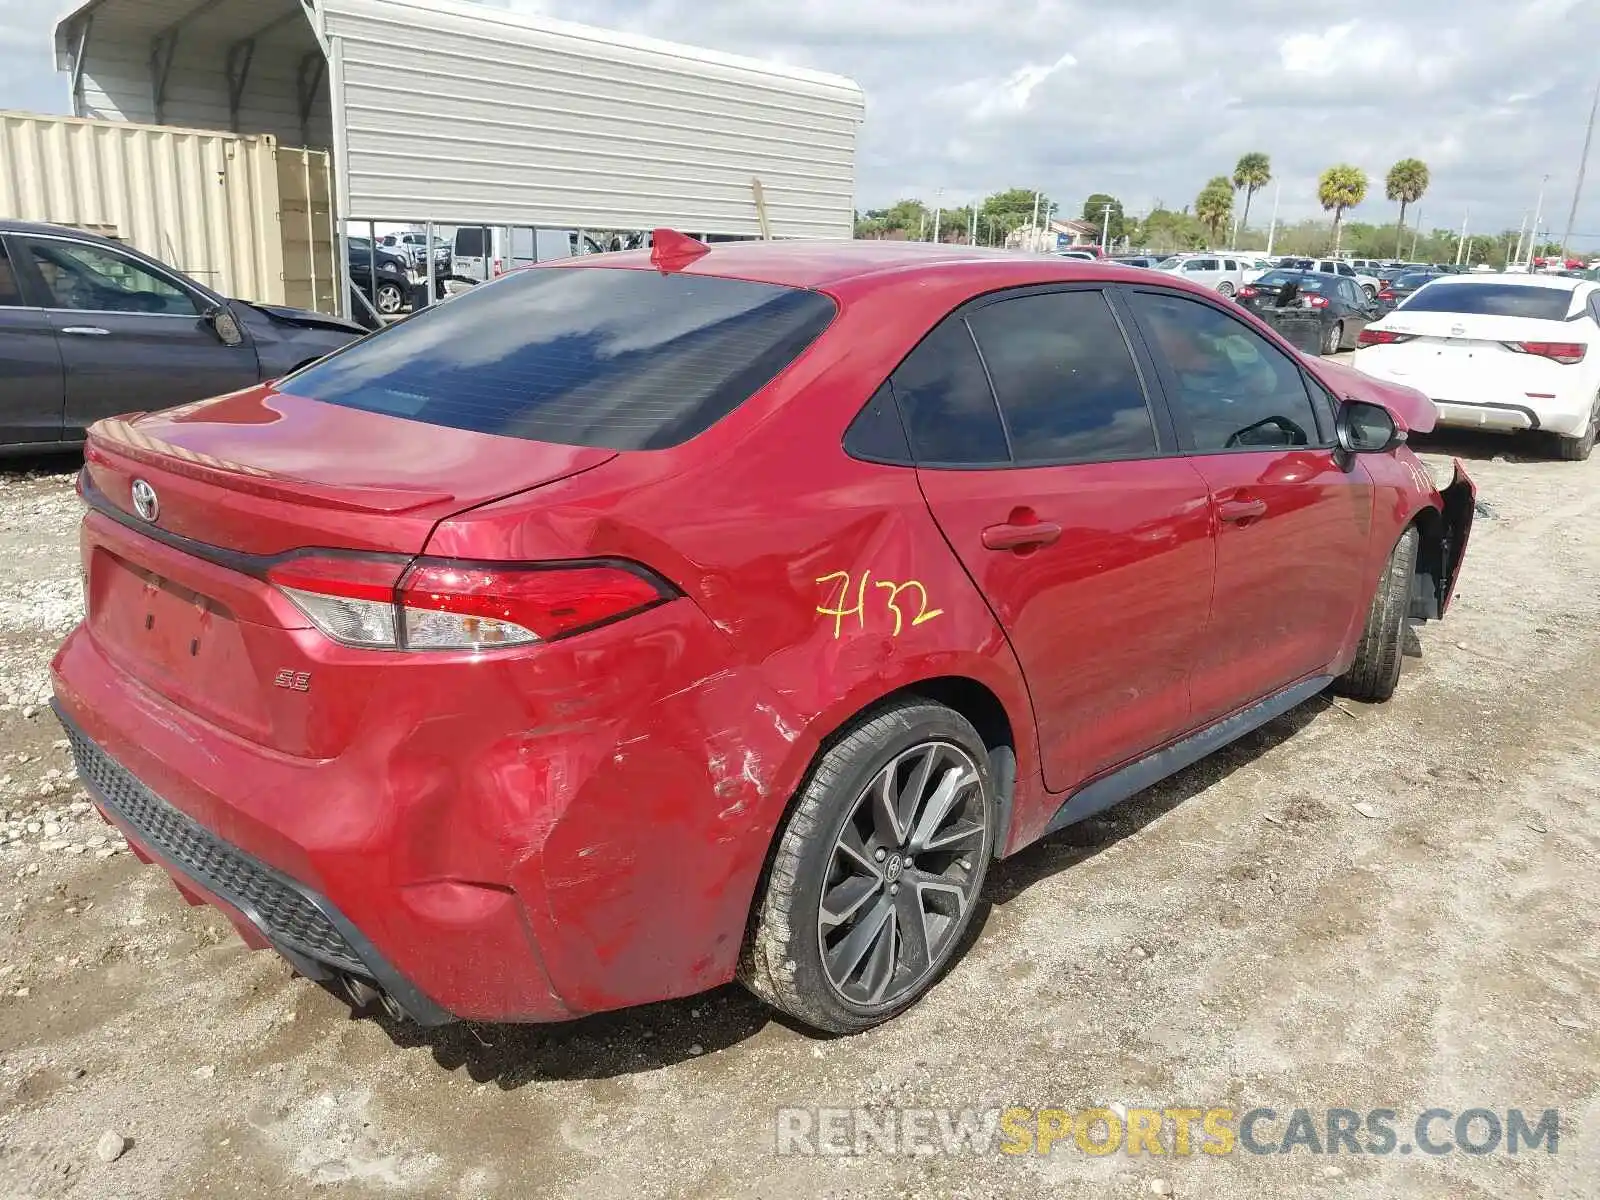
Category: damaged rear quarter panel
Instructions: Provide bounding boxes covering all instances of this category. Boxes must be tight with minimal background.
[421,313,1043,1010]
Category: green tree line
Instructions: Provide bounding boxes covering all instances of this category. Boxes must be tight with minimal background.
[855,153,1540,266]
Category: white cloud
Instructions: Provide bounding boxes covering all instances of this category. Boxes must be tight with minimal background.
[1279,21,1357,76]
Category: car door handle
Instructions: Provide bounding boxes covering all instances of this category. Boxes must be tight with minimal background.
[60,326,110,336]
[1218,498,1268,523]
[981,520,1063,551]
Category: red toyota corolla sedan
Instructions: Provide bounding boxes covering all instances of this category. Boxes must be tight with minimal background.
[51,235,1473,1035]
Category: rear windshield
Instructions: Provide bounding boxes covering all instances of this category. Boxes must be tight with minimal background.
[1256,271,1331,291]
[1394,272,1438,288]
[284,267,837,449]
[1397,283,1574,319]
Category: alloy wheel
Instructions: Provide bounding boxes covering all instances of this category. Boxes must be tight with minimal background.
[817,740,989,1008]
[376,283,404,314]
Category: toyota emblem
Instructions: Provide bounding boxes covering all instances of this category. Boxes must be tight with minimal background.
[130,479,159,523]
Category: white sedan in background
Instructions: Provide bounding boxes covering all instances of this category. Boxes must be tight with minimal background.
[1353,273,1600,460]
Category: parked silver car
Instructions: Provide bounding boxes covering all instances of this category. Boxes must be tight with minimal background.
[379,232,452,273]
[1154,253,1248,296]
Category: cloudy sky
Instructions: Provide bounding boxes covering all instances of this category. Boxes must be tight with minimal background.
[5,0,1600,246]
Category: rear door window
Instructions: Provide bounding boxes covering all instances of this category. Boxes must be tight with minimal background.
[889,319,1009,464]
[284,266,836,450]
[965,290,1156,464]
[0,243,23,306]
[1398,283,1575,320]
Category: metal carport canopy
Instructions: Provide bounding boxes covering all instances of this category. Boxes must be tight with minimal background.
[53,0,865,238]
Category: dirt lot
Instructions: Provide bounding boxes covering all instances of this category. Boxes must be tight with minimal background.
[2,425,1598,1200]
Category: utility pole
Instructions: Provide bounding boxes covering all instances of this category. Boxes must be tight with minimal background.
[1410,209,1423,260]
[932,187,943,244]
[1264,179,1281,256]
[969,201,978,246]
[1455,209,1469,266]
[1562,72,1600,259]
[1100,203,1113,256]
[1512,210,1530,268]
[1529,175,1550,265]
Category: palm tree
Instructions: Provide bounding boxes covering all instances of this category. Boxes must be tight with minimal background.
[1196,176,1233,244]
[1318,165,1368,255]
[1231,152,1272,242]
[1385,158,1430,256]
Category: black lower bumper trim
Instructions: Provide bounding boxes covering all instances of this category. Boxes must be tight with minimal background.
[53,702,455,1026]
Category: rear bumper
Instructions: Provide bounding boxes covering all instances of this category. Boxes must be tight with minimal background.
[1351,355,1594,436]
[1433,401,1539,431]
[50,595,814,1023]
[56,704,453,1024]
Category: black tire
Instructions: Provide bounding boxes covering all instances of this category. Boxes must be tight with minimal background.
[739,699,996,1034]
[1548,396,1598,461]
[1324,321,1344,355]
[374,280,405,315]
[1217,280,1236,298]
[1337,526,1419,702]
[1362,283,1377,300]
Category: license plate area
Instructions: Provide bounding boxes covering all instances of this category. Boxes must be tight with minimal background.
[87,548,271,736]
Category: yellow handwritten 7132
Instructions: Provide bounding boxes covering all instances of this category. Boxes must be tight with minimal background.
[815,570,943,639]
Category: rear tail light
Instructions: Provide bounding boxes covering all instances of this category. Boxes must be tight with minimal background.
[267,555,674,650]
[1506,341,1587,365]
[1357,328,1417,347]
[1377,289,1395,300]
[1237,285,1258,298]
[1307,295,1330,308]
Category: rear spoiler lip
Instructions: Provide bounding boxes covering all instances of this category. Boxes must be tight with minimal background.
[86,417,456,515]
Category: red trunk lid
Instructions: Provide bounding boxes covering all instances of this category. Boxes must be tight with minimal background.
[83,385,616,555]
[77,384,616,757]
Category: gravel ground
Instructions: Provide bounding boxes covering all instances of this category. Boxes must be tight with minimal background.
[1,425,1597,1200]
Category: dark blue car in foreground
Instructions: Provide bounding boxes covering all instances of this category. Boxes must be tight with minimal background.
[0,220,369,454]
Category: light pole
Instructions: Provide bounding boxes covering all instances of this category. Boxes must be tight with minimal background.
[1264,179,1281,256]
[1455,209,1469,266]
[1100,203,1113,256]
[1529,175,1550,265]
[1562,72,1600,259]
[932,187,943,244]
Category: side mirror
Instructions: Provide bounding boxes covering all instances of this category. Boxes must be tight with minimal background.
[206,305,244,347]
[1336,399,1406,454]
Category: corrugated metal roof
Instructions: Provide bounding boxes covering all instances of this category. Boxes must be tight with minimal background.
[55,0,864,236]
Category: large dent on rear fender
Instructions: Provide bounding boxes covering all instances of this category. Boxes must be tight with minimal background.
[514,651,813,1014]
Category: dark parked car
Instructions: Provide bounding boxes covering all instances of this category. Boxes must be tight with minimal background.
[0,220,368,454]
[1111,255,1163,268]
[1376,270,1445,309]
[1236,270,1382,353]
[346,236,417,316]
[53,236,1473,1035]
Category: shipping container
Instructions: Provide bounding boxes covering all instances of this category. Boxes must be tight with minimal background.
[0,111,338,310]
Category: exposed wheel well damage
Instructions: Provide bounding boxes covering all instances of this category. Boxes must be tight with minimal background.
[1409,506,1448,620]
[1408,471,1476,622]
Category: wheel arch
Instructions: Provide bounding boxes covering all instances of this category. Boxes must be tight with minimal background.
[753,670,1033,927]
